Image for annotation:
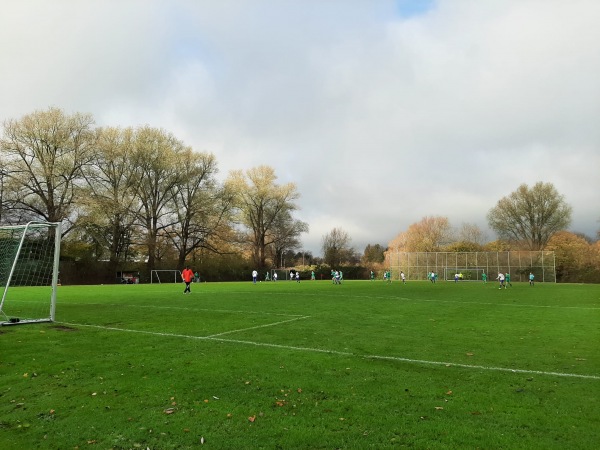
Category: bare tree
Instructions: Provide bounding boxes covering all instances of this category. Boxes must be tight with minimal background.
[130,126,186,271]
[0,107,96,233]
[322,227,353,267]
[487,182,572,250]
[268,209,309,268]
[79,126,139,263]
[166,149,236,268]
[457,222,487,245]
[227,166,303,268]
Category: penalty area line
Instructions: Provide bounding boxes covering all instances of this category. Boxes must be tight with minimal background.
[56,322,600,381]
[206,315,310,337]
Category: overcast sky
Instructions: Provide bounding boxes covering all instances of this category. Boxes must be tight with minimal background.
[1,0,599,255]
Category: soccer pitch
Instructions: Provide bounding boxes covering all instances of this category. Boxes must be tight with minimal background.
[1,280,599,449]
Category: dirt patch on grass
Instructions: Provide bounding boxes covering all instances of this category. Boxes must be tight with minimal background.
[51,325,79,332]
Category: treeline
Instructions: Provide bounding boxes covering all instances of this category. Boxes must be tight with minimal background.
[384,215,600,283]
[2,108,598,284]
[0,108,307,281]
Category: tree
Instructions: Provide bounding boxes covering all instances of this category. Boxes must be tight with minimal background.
[268,210,309,268]
[487,182,572,250]
[79,126,139,264]
[362,244,385,264]
[130,126,186,271]
[166,149,236,268]
[227,166,304,268]
[389,216,451,252]
[322,227,353,267]
[0,107,96,232]
[545,231,600,283]
[457,222,487,246]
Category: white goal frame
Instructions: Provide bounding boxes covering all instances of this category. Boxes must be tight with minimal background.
[0,221,62,326]
[150,270,182,284]
[270,269,290,281]
[443,268,485,281]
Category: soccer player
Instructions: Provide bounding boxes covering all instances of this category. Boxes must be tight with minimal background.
[182,266,194,294]
[505,272,512,287]
[252,269,258,284]
[400,271,406,284]
[370,270,375,281]
[482,272,487,283]
[529,272,535,286]
[497,272,506,289]
[311,270,315,280]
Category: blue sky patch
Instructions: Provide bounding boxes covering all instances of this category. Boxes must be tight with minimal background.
[395,0,436,18]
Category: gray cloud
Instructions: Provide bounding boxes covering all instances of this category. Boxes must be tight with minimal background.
[1,0,598,255]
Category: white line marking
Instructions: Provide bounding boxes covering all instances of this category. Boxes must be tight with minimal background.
[256,292,600,311]
[99,304,307,317]
[206,316,310,337]
[57,321,600,381]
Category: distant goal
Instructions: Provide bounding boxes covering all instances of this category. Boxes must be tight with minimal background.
[0,222,62,326]
[444,268,485,281]
[150,270,182,284]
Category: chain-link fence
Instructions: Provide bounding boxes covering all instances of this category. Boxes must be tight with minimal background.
[387,251,556,282]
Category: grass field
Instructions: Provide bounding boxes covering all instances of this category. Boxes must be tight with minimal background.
[1,279,599,449]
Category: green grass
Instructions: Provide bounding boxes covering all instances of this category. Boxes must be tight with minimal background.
[1,280,599,449]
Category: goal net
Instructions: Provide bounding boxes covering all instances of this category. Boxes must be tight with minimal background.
[270,269,290,281]
[150,270,182,284]
[443,268,485,281]
[0,222,61,326]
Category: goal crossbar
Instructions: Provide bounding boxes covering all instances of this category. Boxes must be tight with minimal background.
[150,270,182,284]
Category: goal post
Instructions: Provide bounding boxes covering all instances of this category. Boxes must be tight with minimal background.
[270,269,289,281]
[150,270,182,284]
[0,222,61,326]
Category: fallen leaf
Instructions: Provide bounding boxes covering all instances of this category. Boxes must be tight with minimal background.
[248,415,256,422]
[446,390,453,395]
[435,406,444,410]
[297,388,302,393]
[466,352,474,356]
[164,408,176,415]
[200,436,205,444]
